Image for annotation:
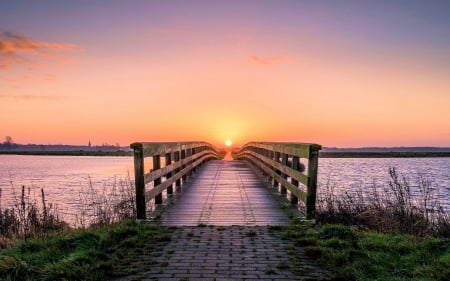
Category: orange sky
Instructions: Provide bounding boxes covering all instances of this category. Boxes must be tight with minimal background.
[1,1,449,147]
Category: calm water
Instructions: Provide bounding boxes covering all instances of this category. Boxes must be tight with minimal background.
[1,155,449,222]
[318,158,450,212]
[0,155,134,223]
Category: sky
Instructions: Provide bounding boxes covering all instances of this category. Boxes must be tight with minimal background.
[1,0,449,148]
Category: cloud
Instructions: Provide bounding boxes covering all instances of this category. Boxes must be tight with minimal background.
[0,31,78,70]
[248,55,287,66]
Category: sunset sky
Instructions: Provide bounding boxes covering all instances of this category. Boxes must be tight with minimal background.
[1,0,449,147]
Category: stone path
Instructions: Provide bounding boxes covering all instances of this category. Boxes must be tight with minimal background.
[117,226,328,281]
[117,160,328,280]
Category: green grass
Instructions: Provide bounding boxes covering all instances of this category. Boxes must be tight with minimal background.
[0,220,174,280]
[282,222,450,281]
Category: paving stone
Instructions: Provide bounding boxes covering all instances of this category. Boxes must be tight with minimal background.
[116,161,328,281]
[116,226,328,281]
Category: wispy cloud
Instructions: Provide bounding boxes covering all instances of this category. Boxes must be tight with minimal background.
[0,31,78,70]
[248,55,287,66]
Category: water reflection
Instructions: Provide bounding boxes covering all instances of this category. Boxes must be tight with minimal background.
[318,158,450,212]
[1,155,449,223]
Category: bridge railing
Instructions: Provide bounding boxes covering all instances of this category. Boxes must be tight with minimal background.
[236,142,321,219]
[130,142,218,219]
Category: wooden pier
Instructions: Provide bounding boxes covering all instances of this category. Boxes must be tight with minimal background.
[160,160,290,226]
[130,142,321,224]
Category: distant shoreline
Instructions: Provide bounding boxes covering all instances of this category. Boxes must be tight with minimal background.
[0,150,133,156]
[1,150,450,158]
[320,151,450,158]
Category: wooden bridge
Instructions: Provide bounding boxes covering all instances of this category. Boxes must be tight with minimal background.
[130,142,321,225]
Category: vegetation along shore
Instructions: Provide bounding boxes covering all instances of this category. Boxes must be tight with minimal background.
[0,167,449,280]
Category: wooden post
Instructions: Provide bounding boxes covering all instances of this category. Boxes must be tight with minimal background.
[306,146,320,219]
[174,151,181,189]
[153,155,162,205]
[290,156,300,205]
[181,149,187,182]
[165,153,173,195]
[280,153,288,195]
[187,148,193,176]
[131,143,146,219]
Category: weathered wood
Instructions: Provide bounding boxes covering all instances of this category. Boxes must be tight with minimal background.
[153,155,162,204]
[160,160,291,226]
[290,156,300,205]
[306,146,320,219]
[132,145,146,219]
[130,142,213,157]
[237,142,321,219]
[130,142,217,218]
[144,154,212,199]
[243,151,309,185]
[243,142,321,159]
[174,151,181,188]
[144,150,211,183]
[165,153,173,195]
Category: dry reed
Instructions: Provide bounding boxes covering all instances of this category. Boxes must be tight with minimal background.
[316,167,450,237]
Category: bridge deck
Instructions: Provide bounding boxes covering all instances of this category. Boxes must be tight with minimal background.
[160,160,290,226]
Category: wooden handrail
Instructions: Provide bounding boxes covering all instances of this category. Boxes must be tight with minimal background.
[130,142,218,219]
[236,142,321,219]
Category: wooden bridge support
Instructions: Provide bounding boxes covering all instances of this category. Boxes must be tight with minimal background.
[236,142,321,219]
[131,142,218,219]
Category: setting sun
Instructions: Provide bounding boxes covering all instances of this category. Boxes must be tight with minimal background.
[225,140,232,147]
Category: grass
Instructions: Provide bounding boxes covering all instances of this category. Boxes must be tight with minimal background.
[0,220,174,280]
[1,162,449,280]
[282,222,450,281]
[280,167,450,280]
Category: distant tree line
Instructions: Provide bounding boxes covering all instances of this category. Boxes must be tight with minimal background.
[0,136,19,150]
[0,136,131,152]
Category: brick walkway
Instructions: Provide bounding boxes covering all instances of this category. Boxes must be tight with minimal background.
[117,160,328,280]
[117,226,328,281]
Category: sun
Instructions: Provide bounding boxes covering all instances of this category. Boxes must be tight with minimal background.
[225,140,232,147]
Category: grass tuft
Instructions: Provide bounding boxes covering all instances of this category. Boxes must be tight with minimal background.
[283,222,450,281]
[0,220,175,280]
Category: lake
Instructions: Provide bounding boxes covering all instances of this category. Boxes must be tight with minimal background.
[318,157,450,212]
[1,155,449,223]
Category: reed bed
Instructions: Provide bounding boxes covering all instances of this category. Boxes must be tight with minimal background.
[75,174,136,228]
[0,186,66,246]
[0,175,136,247]
[316,167,450,237]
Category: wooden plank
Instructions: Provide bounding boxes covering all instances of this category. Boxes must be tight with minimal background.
[145,154,212,200]
[160,160,291,226]
[242,142,321,158]
[242,154,307,202]
[131,142,216,157]
[242,151,309,185]
[144,150,213,184]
